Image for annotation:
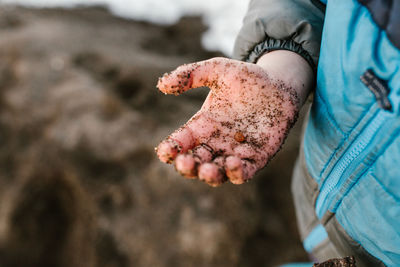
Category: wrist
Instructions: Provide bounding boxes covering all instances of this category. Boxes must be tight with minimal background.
[255,50,314,107]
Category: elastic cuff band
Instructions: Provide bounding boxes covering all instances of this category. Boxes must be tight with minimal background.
[245,38,317,75]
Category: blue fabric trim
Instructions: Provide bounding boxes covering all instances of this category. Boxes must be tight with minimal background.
[303,224,328,253]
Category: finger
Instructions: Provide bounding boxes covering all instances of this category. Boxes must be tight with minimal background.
[212,156,225,168]
[174,144,213,178]
[198,162,226,187]
[192,144,213,163]
[156,139,180,164]
[156,127,195,163]
[225,156,258,184]
[175,154,197,178]
[157,57,230,95]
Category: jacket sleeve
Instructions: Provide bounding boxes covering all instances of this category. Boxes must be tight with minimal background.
[232,0,325,72]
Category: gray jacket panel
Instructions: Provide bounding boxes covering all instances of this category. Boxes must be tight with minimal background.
[232,0,325,72]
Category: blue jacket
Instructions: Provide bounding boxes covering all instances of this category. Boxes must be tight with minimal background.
[233,0,400,266]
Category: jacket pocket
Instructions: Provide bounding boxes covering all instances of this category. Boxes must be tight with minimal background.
[335,171,400,266]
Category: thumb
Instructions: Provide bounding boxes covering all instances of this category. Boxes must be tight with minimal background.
[157,57,230,95]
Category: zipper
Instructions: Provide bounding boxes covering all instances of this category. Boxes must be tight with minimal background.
[315,109,390,219]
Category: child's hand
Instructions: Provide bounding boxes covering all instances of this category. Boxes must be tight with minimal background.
[156,51,313,186]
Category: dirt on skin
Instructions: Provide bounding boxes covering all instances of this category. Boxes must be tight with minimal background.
[0,5,309,267]
[157,58,301,185]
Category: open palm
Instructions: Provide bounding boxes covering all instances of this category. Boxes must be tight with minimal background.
[156,57,299,186]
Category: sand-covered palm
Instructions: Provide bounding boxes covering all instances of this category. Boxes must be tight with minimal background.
[156,57,300,186]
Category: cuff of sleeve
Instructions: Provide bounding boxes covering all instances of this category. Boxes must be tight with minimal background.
[245,38,317,74]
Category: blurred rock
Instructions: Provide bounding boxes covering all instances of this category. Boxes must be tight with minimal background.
[0,148,95,267]
[0,5,308,267]
[314,256,356,267]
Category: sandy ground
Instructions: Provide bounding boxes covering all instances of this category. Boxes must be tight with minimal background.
[0,6,309,267]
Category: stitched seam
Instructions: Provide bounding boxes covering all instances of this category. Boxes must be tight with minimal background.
[370,172,400,204]
[314,90,345,136]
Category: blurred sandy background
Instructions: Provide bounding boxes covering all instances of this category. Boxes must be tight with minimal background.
[0,4,309,267]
